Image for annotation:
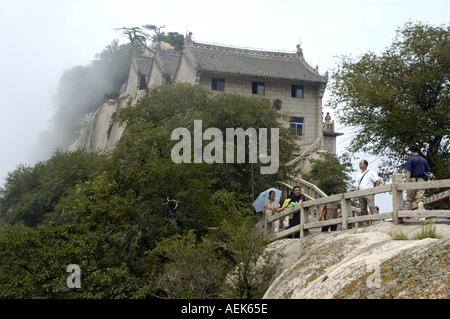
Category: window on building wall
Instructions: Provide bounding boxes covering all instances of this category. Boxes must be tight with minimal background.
[252,81,265,95]
[212,78,225,91]
[139,76,147,90]
[290,117,304,137]
[291,85,304,98]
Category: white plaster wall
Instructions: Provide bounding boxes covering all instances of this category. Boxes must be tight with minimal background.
[173,56,197,84]
[147,61,162,88]
[124,59,139,97]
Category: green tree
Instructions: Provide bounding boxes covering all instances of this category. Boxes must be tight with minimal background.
[153,32,185,51]
[0,222,144,299]
[91,39,133,91]
[104,83,217,233]
[302,151,354,195]
[144,230,227,299]
[111,83,299,221]
[198,91,299,197]
[0,149,105,227]
[71,171,189,265]
[217,219,278,299]
[209,189,253,225]
[67,83,298,276]
[327,21,450,181]
[0,83,300,299]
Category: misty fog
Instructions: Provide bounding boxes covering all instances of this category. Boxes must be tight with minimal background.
[0,2,126,187]
[0,0,449,219]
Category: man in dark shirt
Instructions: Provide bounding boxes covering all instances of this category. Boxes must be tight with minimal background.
[279,185,305,238]
[406,144,430,211]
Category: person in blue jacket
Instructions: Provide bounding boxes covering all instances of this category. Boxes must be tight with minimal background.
[406,143,430,212]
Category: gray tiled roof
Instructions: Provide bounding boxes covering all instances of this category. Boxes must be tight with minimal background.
[188,42,327,84]
[159,51,181,76]
[135,57,153,76]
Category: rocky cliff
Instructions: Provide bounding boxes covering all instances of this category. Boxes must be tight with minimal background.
[263,219,450,299]
[68,91,146,153]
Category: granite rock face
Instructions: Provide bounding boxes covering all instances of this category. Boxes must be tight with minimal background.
[263,219,450,299]
[68,92,144,153]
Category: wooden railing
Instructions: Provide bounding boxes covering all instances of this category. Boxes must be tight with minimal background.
[413,189,450,209]
[286,136,323,168]
[280,176,361,223]
[282,176,327,200]
[267,173,450,239]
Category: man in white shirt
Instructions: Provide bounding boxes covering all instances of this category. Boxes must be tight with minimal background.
[355,160,381,225]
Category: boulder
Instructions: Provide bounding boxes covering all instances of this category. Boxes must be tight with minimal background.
[263,219,450,299]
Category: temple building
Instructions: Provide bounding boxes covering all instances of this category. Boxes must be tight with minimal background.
[70,33,343,169]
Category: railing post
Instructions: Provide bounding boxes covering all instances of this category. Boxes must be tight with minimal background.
[392,173,404,224]
[340,194,351,230]
[300,204,309,238]
[265,210,270,231]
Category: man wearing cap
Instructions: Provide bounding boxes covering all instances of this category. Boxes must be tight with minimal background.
[406,144,430,211]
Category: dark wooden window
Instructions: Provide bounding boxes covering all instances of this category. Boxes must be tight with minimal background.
[252,81,265,95]
[291,85,304,98]
[212,78,225,91]
[139,76,147,90]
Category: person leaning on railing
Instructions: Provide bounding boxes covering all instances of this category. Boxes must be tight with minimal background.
[405,143,430,212]
[264,190,281,233]
[319,192,341,232]
[282,191,294,230]
[281,191,295,238]
[278,186,305,238]
[355,159,381,226]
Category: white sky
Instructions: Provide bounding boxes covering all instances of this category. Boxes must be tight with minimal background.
[0,0,449,213]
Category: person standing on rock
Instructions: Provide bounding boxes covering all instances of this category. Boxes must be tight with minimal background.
[282,191,294,230]
[355,160,381,226]
[281,191,295,238]
[264,191,281,233]
[319,192,341,232]
[279,186,305,238]
[406,143,430,212]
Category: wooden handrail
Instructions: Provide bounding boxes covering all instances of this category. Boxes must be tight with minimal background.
[266,188,371,225]
[281,176,360,218]
[267,173,450,239]
[282,176,327,202]
[396,179,450,190]
[413,189,450,209]
[343,184,392,199]
[286,137,323,166]
[280,177,327,223]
